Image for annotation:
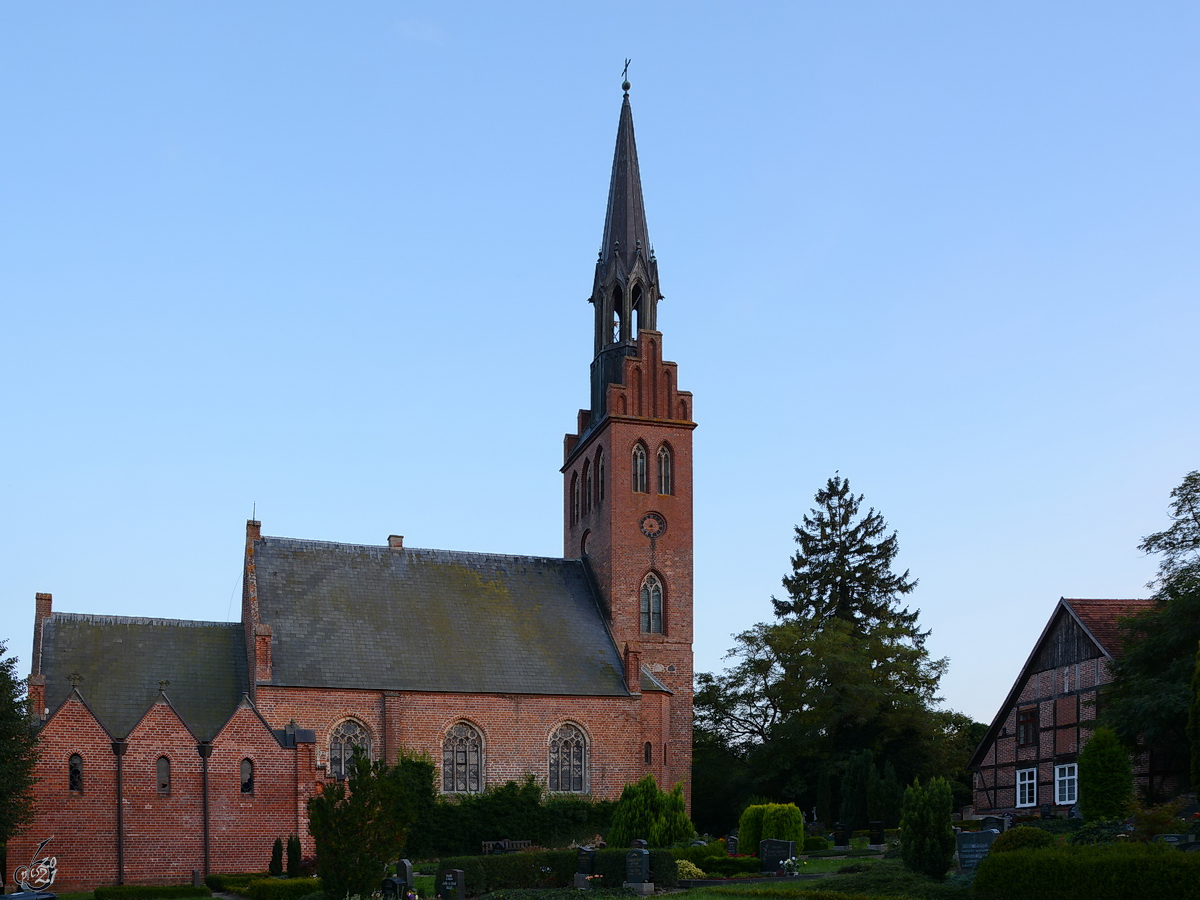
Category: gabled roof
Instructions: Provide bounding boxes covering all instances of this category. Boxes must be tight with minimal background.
[253,536,629,697]
[968,596,1152,770]
[40,614,249,741]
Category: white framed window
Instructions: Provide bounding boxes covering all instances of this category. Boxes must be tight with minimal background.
[1016,767,1037,808]
[1055,763,1077,805]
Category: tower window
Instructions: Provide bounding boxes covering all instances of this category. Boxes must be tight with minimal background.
[69,753,83,793]
[643,742,652,766]
[240,758,254,794]
[157,756,171,795]
[632,444,647,493]
[442,722,483,793]
[571,473,580,525]
[596,448,605,503]
[640,573,664,634]
[329,719,370,779]
[549,723,587,792]
[657,445,673,495]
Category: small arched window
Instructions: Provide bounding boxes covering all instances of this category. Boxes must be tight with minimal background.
[596,448,605,503]
[571,473,580,525]
[632,444,647,493]
[643,742,653,766]
[549,723,587,793]
[240,758,254,794]
[657,445,673,495]
[582,461,592,516]
[156,756,171,795]
[329,719,370,779]
[443,722,483,793]
[640,574,664,634]
[69,754,83,793]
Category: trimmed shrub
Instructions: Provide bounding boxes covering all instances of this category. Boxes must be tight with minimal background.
[804,835,831,852]
[696,856,760,877]
[974,842,1200,900]
[245,879,323,900]
[675,859,706,879]
[269,837,284,877]
[898,777,954,880]
[990,825,1057,853]
[95,888,210,900]
[436,848,675,896]
[1066,818,1126,845]
[737,804,767,854]
[1078,726,1134,821]
[286,835,301,879]
[205,875,265,893]
[761,803,805,845]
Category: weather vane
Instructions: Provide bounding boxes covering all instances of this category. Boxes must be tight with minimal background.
[622,58,631,92]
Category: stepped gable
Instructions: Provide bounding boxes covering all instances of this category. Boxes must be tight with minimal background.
[253,535,628,696]
[40,613,248,740]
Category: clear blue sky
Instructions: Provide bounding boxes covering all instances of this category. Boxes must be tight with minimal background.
[2,2,1197,727]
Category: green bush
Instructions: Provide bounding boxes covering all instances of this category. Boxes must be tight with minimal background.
[1078,726,1134,821]
[898,777,955,880]
[95,888,210,900]
[804,835,831,851]
[761,803,805,845]
[696,856,760,877]
[269,837,284,877]
[1066,818,1127,845]
[974,842,1200,899]
[437,848,676,895]
[990,826,1057,853]
[286,835,301,879]
[204,874,266,893]
[245,878,323,900]
[738,804,767,854]
[675,859,706,879]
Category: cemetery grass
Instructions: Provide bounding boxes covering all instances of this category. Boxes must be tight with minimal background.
[685,860,971,900]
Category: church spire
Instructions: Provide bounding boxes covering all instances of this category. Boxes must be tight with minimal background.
[588,76,662,416]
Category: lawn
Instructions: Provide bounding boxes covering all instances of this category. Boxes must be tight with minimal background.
[686,861,972,900]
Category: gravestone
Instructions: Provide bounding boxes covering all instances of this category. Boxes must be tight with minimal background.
[833,823,850,848]
[623,848,652,895]
[381,878,406,900]
[868,821,885,847]
[572,847,598,889]
[725,835,739,855]
[437,869,464,900]
[630,838,648,849]
[690,839,707,846]
[758,839,795,872]
[980,816,1004,833]
[491,841,507,855]
[955,831,997,872]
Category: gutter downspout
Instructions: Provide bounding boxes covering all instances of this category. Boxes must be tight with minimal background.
[112,740,127,884]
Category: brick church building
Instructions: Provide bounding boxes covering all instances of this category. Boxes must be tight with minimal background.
[12,83,696,890]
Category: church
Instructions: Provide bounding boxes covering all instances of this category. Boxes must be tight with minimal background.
[12,82,696,890]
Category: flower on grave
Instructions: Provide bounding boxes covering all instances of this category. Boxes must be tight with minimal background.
[780,857,803,875]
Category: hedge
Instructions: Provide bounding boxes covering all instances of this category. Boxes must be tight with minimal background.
[244,877,324,900]
[687,857,760,877]
[95,887,210,900]
[204,874,267,893]
[437,848,676,896]
[974,843,1200,900]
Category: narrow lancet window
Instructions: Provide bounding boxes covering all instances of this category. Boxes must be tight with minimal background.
[640,574,664,633]
[240,758,254,794]
[69,754,83,792]
[157,756,171,794]
[657,445,672,495]
[632,444,647,493]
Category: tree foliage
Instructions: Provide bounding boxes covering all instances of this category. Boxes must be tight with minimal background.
[1102,470,1200,793]
[1078,726,1134,821]
[694,475,966,827]
[0,640,38,891]
[899,777,955,880]
[307,750,437,898]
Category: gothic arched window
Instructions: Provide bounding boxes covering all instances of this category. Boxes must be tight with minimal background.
[548,723,587,793]
[596,448,605,503]
[571,473,580,525]
[640,573,664,634]
[442,722,483,793]
[643,742,652,766]
[632,444,648,493]
[657,444,673,495]
[156,756,171,794]
[69,753,83,793]
[240,758,254,794]
[329,719,370,779]
[582,461,592,516]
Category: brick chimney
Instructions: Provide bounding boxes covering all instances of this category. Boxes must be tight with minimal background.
[31,593,52,677]
[387,535,404,549]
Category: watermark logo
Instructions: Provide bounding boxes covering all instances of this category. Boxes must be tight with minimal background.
[14,837,57,892]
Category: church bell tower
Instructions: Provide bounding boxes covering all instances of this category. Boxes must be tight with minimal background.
[563,78,695,796]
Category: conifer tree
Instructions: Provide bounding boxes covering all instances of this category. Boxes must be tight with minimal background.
[650,783,695,846]
[1078,726,1134,821]
[899,777,954,880]
[0,641,38,894]
[269,837,284,876]
[286,834,301,878]
[606,775,661,847]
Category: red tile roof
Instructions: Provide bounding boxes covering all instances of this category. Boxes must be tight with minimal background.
[1062,597,1155,658]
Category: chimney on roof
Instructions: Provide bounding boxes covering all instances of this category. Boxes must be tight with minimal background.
[388,535,404,549]
[32,593,53,678]
[247,519,262,542]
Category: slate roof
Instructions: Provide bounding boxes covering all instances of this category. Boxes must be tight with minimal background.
[40,614,249,741]
[253,537,629,696]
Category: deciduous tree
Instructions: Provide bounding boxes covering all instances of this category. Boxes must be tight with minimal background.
[0,641,38,893]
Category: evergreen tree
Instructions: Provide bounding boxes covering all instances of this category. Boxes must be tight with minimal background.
[650,783,695,847]
[694,475,955,816]
[0,641,38,894]
[1077,726,1134,821]
[606,775,662,847]
[899,777,955,880]
[839,749,872,830]
[269,837,284,876]
[1190,642,1200,791]
[286,834,301,878]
